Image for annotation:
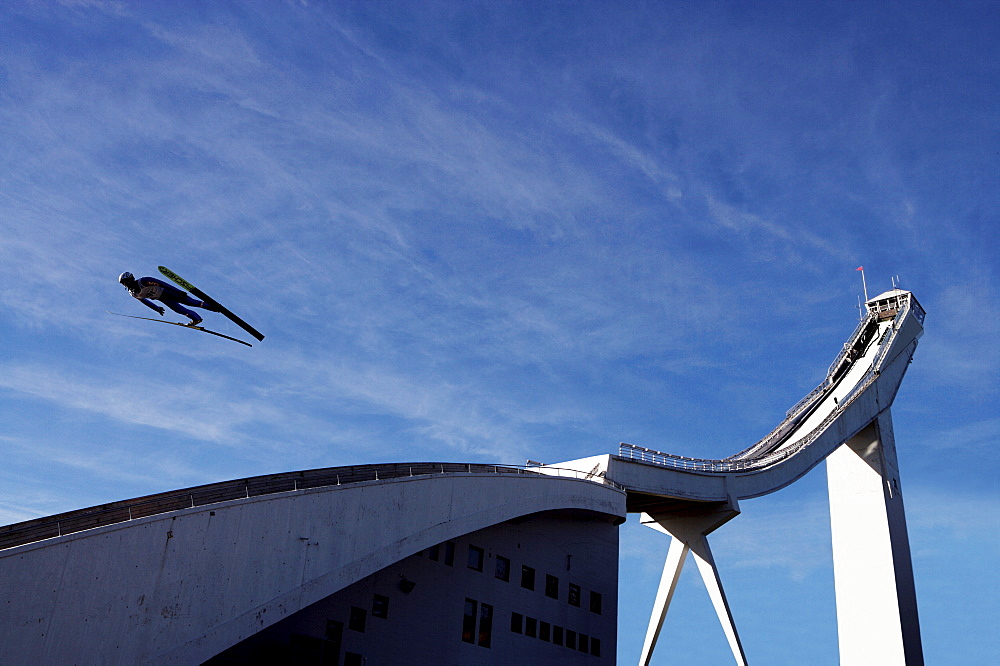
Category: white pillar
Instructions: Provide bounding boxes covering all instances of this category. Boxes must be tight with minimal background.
[827,409,923,665]
[639,535,689,665]
[639,496,746,666]
[690,536,746,665]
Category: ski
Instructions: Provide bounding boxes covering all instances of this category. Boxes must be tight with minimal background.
[107,312,253,347]
[157,266,265,341]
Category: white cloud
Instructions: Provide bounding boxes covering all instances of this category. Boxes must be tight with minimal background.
[915,417,1000,453]
[705,196,850,264]
[560,115,679,188]
[905,488,1000,545]
[0,362,273,444]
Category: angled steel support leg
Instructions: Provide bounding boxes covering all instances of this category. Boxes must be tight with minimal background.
[690,536,747,665]
[639,535,689,665]
[639,491,746,666]
[827,409,923,665]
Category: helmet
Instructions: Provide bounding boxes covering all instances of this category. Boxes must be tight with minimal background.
[119,272,135,284]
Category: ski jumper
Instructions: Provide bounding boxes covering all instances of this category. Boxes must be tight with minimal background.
[128,277,209,323]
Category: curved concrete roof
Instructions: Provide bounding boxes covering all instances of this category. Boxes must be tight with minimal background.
[0,471,624,665]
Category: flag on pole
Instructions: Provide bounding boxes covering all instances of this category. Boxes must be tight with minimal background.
[856,266,864,271]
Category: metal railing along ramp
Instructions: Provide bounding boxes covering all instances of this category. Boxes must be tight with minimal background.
[612,288,924,503]
[0,462,623,552]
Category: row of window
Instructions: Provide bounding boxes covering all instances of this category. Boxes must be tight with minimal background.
[426,542,602,614]
[498,555,602,613]
[425,541,456,566]
[461,598,494,648]
[346,593,390,633]
[335,588,602,657]
[511,612,601,656]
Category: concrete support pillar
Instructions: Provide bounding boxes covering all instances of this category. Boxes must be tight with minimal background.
[639,496,746,666]
[827,409,923,665]
[639,533,688,665]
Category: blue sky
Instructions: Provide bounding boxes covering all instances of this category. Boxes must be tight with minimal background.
[1,1,997,662]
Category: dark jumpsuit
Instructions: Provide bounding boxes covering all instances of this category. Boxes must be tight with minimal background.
[128,277,209,323]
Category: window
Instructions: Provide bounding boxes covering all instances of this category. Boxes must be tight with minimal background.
[578,634,589,653]
[552,625,564,646]
[525,616,537,638]
[462,599,477,643]
[590,590,602,614]
[344,653,363,666]
[427,544,440,561]
[568,583,581,607]
[372,594,389,619]
[468,545,484,572]
[495,555,510,581]
[591,637,602,657]
[444,541,456,566]
[478,603,493,648]
[348,606,366,633]
[521,565,535,590]
[510,612,523,634]
[565,629,576,650]
[539,621,551,642]
[325,620,343,652]
[545,574,559,599]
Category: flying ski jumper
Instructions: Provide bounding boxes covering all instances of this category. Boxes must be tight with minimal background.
[118,272,217,326]
[113,267,264,346]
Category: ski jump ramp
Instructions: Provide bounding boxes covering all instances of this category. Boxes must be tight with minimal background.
[0,290,924,664]
[548,288,926,665]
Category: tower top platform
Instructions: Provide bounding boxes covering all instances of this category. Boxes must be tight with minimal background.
[865,288,925,323]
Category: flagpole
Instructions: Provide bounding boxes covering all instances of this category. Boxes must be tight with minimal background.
[856,266,868,302]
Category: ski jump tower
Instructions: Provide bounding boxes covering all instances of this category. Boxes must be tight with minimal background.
[553,288,925,665]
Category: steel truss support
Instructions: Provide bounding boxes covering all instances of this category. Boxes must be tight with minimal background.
[639,493,747,666]
[827,408,924,665]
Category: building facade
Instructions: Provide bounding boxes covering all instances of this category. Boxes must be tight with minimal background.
[209,509,618,664]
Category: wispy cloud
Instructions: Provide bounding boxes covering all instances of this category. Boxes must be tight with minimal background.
[705,197,852,265]
[914,417,1000,453]
[0,362,274,444]
[559,114,681,195]
[906,488,1000,546]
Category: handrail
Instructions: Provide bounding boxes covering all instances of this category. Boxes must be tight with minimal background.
[825,313,876,380]
[0,462,624,552]
[619,298,915,475]
[619,370,877,472]
[784,381,827,421]
[723,311,883,463]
